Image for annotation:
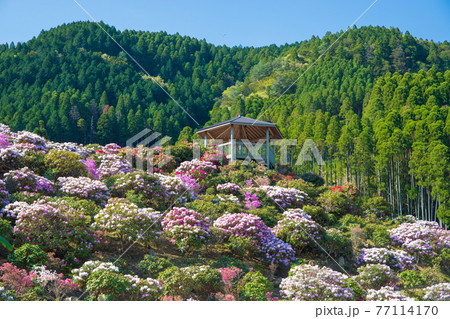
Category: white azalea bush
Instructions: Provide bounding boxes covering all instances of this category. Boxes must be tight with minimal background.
[92,198,162,245]
[256,185,307,208]
[72,260,119,289]
[366,286,414,301]
[57,176,109,203]
[422,283,450,301]
[357,248,415,270]
[280,264,354,301]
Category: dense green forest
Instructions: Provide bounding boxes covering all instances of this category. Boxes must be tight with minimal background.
[0,22,450,223]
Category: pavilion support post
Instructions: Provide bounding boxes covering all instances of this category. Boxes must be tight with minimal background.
[266,129,270,169]
[231,125,236,163]
[204,135,207,147]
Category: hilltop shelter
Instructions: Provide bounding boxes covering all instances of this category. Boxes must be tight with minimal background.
[197,115,290,169]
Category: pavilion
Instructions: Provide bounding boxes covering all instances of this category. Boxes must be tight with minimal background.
[197,115,290,169]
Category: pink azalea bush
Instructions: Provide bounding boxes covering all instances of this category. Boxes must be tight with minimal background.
[162,207,210,252]
[13,200,99,266]
[243,192,261,210]
[4,167,55,194]
[201,147,228,166]
[0,263,36,296]
[280,264,354,301]
[175,159,217,180]
[92,198,162,245]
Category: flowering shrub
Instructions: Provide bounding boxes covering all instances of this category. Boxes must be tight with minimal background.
[0,147,23,173]
[72,260,119,289]
[175,159,217,179]
[0,263,36,296]
[244,192,261,210]
[86,269,130,300]
[354,264,399,290]
[389,221,450,256]
[422,283,450,301]
[280,264,354,301]
[218,267,242,296]
[32,265,78,300]
[217,182,241,195]
[13,200,99,265]
[82,159,99,179]
[216,194,240,204]
[357,248,415,271]
[123,274,162,300]
[109,172,168,208]
[14,131,47,150]
[256,185,307,208]
[162,207,210,252]
[273,210,324,253]
[201,147,228,166]
[4,167,55,194]
[57,176,109,203]
[0,132,10,149]
[331,182,359,199]
[93,198,162,245]
[158,265,223,300]
[214,213,295,265]
[318,190,358,218]
[0,179,9,209]
[96,153,132,179]
[366,286,413,301]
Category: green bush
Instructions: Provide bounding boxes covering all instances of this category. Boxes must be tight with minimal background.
[165,145,193,167]
[318,190,359,218]
[8,244,49,270]
[44,149,87,179]
[238,271,272,301]
[398,270,426,289]
[51,196,100,219]
[158,265,223,300]
[186,197,241,221]
[86,269,129,300]
[21,152,47,176]
[345,278,366,300]
[434,248,450,274]
[419,267,450,285]
[363,224,391,247]
[226,235,258,259]
[303,205,336,226]
[0,218,12,240]
[325,228,353,258]
[299,172,325,186]
[362,196,392,217]
[247,207,280,228]
[138,255,174,278]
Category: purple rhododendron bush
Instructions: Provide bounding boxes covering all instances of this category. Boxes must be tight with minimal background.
[1,124,450,301]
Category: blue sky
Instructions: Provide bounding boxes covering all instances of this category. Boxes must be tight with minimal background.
[0,0,449,47]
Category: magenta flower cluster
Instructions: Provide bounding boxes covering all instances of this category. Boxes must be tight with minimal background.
[243,192,261,210]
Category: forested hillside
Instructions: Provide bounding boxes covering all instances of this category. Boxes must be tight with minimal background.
[0,21,288,144]
[0,22,450,222]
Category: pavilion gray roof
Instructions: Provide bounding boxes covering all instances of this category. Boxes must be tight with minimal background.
[197,115,283,142]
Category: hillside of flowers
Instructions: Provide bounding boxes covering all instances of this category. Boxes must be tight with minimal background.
[0,123,450,301]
